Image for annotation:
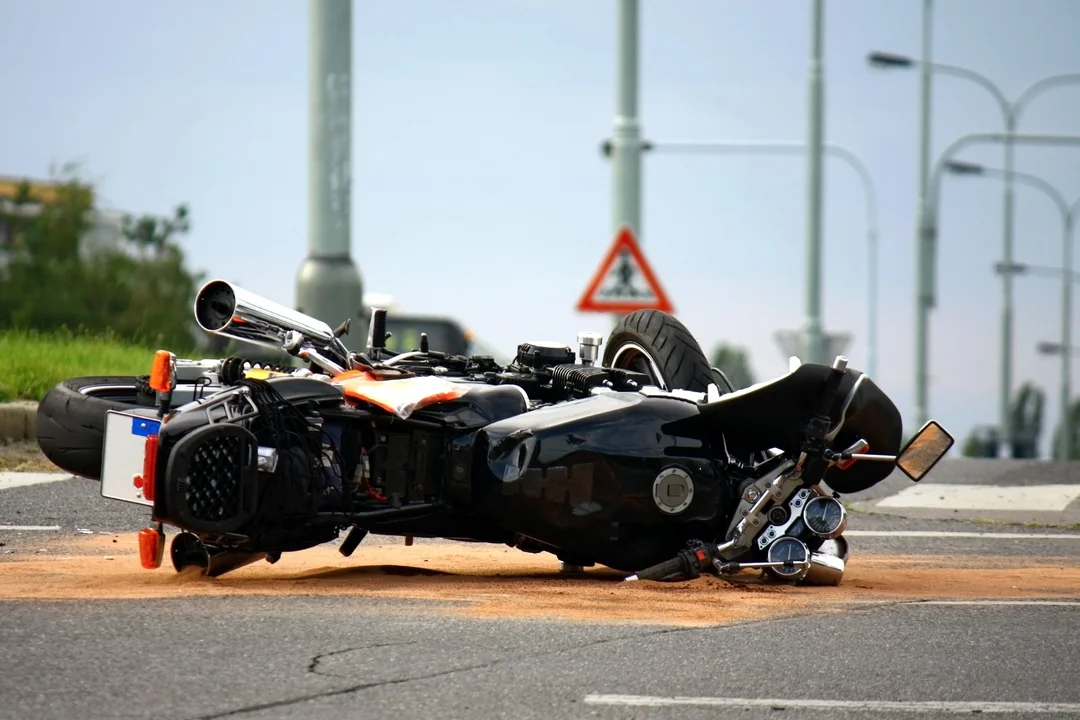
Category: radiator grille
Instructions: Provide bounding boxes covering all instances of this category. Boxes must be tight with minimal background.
[180,434,246,523]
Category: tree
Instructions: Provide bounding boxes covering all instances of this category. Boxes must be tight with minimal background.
[0,166,203,350]
[1010,382,1044,459]
[710,343,755,391]
[1051,397,1080,460]
[960,382,1044,458]
[962,425,999,458]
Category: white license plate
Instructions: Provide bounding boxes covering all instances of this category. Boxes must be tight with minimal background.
[100,410,162,506]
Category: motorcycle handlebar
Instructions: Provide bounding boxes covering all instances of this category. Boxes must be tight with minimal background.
[625,557,687,582]
[625,545,715,582]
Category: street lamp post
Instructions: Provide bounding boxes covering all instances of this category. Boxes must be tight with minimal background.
[868,52,1080,457]
[805,0,826,364]
[946,159,1078,459]
[641,140,879,377]
[916,132,1080,442]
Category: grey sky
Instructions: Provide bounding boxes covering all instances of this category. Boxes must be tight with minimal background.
[3,0,1080,452]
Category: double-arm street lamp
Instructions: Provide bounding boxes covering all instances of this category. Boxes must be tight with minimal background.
[867,50,1080,457]
[946,159,1080,459]
[908,132,1080,452]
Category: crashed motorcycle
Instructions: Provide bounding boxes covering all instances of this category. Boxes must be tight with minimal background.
[36,279,955,585]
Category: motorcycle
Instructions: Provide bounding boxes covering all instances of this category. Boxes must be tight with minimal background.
[36,279,955,585]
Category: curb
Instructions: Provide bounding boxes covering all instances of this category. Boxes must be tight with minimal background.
[0,402,39,442]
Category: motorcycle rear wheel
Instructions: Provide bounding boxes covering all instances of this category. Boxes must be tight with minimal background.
[36,376,154,480]
[603,309,714,393]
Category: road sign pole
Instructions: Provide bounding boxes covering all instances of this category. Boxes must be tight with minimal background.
[610,0,642,329]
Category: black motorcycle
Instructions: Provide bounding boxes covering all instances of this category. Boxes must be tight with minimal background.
[36,279,954,584]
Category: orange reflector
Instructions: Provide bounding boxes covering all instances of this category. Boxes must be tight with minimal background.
[149,350,176,393]
[140,435,159,502]
[138,527,164,570]
[838,440,870,470]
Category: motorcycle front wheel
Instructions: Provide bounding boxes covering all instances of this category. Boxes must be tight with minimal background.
[603,309,715,394]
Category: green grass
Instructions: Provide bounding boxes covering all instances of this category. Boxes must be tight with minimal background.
[0,329,188,402]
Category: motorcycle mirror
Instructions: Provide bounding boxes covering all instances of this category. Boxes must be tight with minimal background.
[895,420,955,482]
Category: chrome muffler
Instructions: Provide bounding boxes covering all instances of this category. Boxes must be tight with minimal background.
[802,536,849,587]
[193,279,337,354]
[170,532,268,578]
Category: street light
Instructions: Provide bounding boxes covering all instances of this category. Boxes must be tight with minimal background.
[993,261,1080,284]
[915,132,1080,446]
[1039,341,1080,355]
[945,158,1078,459]
[867,51,1080,459]
[637,139,879,377]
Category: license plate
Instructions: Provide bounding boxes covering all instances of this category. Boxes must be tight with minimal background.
[100,410,161,506]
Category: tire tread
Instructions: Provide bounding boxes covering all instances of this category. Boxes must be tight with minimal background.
[603,310,714,392]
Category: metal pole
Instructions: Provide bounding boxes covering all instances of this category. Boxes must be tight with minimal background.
[868,225,878,378]
[296,0,364,329]
[1063,212,1074,459]
[804,0,826,364]
[1000,114,1017,457]
[914,0,934,431]
[612,0,641,239]
[645,139,877,376]
[606,0,642,330]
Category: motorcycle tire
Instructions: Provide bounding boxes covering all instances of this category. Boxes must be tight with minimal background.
[603,309,714,394]
[36,376,154,481]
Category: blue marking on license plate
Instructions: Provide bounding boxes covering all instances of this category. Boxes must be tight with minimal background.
[130,417,160,437]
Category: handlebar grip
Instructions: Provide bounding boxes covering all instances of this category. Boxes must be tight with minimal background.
[630,555,691,582]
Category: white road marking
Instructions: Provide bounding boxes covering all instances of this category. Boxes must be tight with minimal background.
[913,600,1080,607]
[0,524,61,531]
[875,483,1080,511]
[845,530,1080,540]
[583,695,1080,714]
[0,472,74,491]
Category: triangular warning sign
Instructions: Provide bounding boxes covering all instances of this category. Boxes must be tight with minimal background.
[576,226,674,314]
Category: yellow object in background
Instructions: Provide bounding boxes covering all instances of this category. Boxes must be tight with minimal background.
[244,367,291,380]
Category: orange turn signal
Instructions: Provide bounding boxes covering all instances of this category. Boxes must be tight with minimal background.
[138,527,165,570]
[149,350,176,394]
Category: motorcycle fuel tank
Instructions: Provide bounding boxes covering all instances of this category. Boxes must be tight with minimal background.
[471,391,729,571]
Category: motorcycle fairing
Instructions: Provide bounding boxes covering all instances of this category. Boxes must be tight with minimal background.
[331,369,469,419]
[665,363,903,494]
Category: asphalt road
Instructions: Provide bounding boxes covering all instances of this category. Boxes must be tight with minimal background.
[2,465,1080,719]
[1,595,1077,719]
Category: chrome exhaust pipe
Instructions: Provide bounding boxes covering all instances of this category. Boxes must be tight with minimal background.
[802,536,849,587]
[193,279,337,354]
[170,532,268,578]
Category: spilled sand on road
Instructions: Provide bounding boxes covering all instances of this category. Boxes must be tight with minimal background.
[1,534,1078,626]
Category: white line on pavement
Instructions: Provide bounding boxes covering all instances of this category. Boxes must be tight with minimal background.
[0,524,61,531]
[583,695,1080,714]
[0,472,74,491]
[845,530,1080,540]
[875,483,1080,511]
[913,600,1080,606]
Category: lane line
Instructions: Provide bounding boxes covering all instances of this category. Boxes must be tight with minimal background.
[0,524,61,531]
[845,530,1080,540]
[583,695,1080,714]
[0,472,74,491]
[875,483,1080,511]
[913,600,1080,607]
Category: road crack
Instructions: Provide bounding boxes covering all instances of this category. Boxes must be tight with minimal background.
[307,641,420,678]
[188,625,693,719]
